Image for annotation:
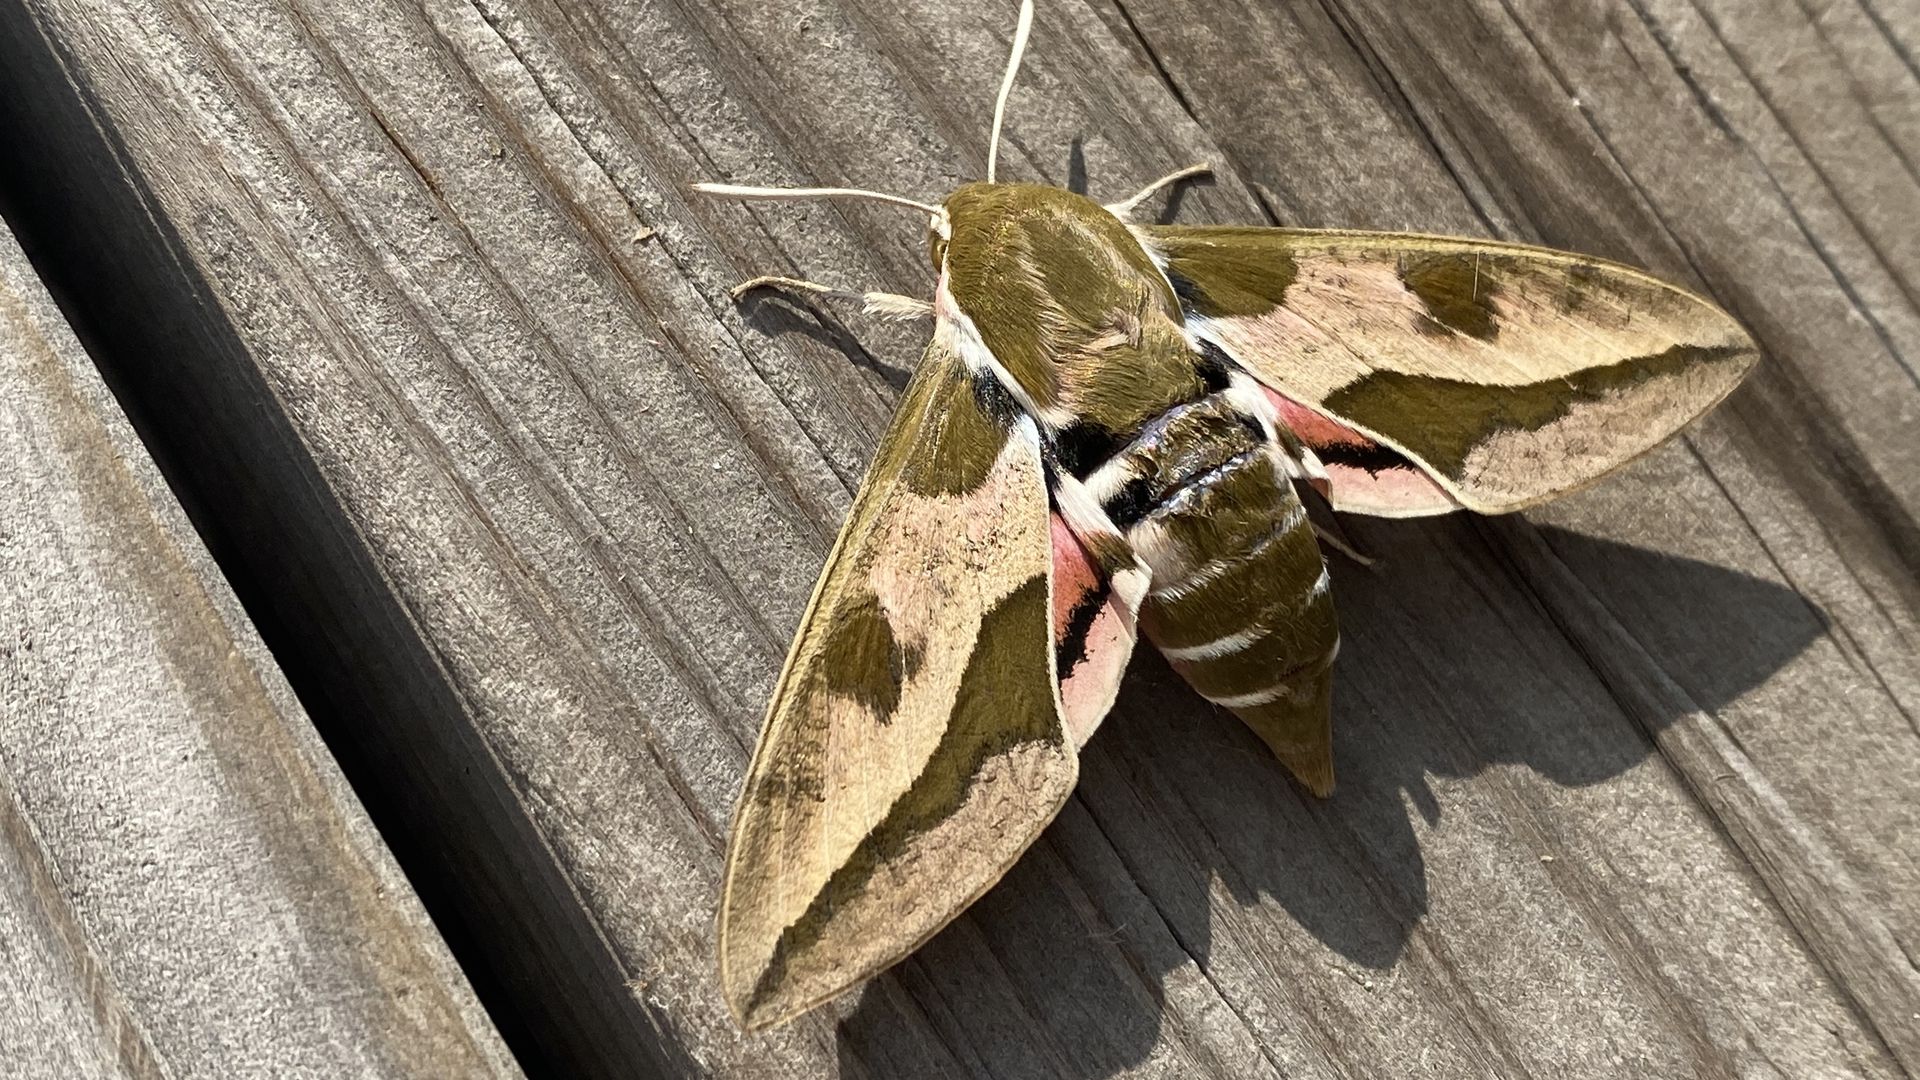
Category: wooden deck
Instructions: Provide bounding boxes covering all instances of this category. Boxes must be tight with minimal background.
[0,0,1914,1076]
[0,218,519,1074]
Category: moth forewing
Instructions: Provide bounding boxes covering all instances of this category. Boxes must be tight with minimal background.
[717,329,1077,1031]
[1139,226,1760,515]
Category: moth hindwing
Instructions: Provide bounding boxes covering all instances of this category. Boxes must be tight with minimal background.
[702,0,1757,1031]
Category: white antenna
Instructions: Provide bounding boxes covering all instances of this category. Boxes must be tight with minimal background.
[691,183,943,217]
[985,0,1035,183]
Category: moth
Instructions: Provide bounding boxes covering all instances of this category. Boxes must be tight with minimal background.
[696,0,1756,1031]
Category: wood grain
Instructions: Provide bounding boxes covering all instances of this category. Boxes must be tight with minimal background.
[0,220,519,1076]
[0,0,1912,1075]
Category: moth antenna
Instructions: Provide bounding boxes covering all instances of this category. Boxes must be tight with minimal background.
[1106,163,1213,218]
[692,183,942,217]
[985,0,1035,183]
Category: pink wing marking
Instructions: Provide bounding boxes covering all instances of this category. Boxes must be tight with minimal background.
[1050,514,1138,747]
[1261,388,1460,517]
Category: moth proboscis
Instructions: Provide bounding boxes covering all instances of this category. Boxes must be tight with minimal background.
[694,0,1757,1031]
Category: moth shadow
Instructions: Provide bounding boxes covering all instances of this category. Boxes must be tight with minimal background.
[835,520,1826,1078]
[1068,138,1214,220]
[733,290,914,391]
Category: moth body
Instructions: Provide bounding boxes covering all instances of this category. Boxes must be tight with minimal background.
[939,183,1340,791]
[697,0,1757,1030]
[1107,387,1339,794]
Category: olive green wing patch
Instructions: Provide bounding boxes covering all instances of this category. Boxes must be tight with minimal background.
[1141,226,1759,513]
[719,329,1072,1030]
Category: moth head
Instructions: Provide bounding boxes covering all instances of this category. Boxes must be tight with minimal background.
[927,210,953,273]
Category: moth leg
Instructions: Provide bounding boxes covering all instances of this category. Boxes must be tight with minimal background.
[1306,517,1373,566]
[728,275,933,321]
[1286,451,1376,566]
[1105,163,1212,218]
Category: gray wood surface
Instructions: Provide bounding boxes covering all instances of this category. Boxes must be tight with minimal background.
[0,0,1913,1076]
[0,222,520,1076]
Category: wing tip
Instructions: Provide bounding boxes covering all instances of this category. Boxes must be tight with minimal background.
[718,943,853,1033]
[724,983,809,1033]
[1726,336,1764,383]
[714,744,1081,1033]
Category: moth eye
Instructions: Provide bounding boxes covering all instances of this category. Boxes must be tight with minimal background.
[928,232,948,270]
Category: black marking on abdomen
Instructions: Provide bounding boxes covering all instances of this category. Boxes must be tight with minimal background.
[1106,474,1160,529]
[1195,340,1235,392]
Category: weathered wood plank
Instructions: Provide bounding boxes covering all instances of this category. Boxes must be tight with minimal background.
[0,0,1912,1076]
[0,221,519,1075]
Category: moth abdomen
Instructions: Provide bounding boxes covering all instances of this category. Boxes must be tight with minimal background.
[1142,495,1339,796]
[1083,384,1341,794]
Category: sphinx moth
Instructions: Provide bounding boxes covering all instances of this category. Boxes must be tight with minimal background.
[697,0,1757,1030]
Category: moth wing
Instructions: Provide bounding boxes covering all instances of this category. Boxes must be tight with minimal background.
[719,330,1073,1030]
[1049,514,1143,744]
[1140,226,1760,515]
